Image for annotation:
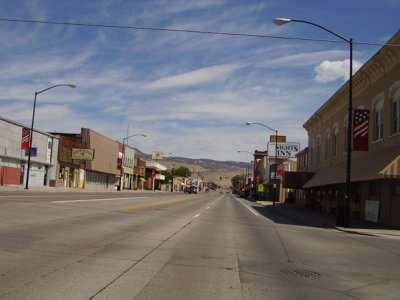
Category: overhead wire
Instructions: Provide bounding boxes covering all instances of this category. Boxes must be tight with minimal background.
[0,17,399,47]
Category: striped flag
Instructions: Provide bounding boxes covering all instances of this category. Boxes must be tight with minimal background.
[277,163,285,177]
[21,127,30,150]
[353,109,369,151]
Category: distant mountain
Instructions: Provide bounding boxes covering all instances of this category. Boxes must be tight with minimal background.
[133,148,250,185]
[133,148,249,169]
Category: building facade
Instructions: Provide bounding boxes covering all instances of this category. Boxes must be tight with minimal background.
[302,31,400,226]
[0,116,58,187]
[81,128,119,189]
[53,133,84,188]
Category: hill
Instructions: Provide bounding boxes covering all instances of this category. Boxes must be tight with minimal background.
[134,148,250,186]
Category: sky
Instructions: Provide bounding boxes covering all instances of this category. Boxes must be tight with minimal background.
[0,0,399,162]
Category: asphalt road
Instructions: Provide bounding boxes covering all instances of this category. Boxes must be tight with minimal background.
[0,190,399,299]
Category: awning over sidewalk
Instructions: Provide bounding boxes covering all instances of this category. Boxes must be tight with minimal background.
[283,171,314,189]
[379,154,400,178]
[303,146,400,188]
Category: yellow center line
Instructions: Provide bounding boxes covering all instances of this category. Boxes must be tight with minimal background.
[119,195,201,212]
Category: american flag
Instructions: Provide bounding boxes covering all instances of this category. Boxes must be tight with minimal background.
[21,127,30,150]
[277,163,285,177]
[353,109,369,151]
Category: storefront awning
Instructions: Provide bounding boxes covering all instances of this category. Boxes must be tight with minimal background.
[379,154,400,178]
[303,146,400,188]
[283,171,314,189]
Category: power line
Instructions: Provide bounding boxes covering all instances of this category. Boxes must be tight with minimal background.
[1,17,399,47]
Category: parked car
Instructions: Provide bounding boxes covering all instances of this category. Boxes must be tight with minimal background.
[188,186,197,194]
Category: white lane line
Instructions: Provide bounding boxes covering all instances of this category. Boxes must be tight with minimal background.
[235,198,259,216]
[194,213,201,218]
[206,207,210,209]
[52,197,147,203]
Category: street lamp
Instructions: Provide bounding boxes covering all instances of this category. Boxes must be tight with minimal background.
[273,18,353,227]
[117,133,146,191]
[152,151,172,191]
[245,121,278,206]
[25,84,76,190]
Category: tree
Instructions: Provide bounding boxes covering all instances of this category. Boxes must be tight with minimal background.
[161,170,172,182]
[173,166,191,178]
[231,175,243,187]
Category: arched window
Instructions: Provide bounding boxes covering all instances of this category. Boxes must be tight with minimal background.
[316,136,321,164]
[324,130,330,160]
[374,99,384,140]
[391,87,400,134]
[343,118,349,153]
[331,125,338,157]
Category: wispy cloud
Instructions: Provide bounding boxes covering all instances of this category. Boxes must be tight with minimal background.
[0,0,397,161]
[141,63,244,90]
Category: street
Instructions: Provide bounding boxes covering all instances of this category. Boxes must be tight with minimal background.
[0,190,399,299]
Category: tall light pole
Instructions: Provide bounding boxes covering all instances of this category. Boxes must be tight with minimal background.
[245,121,278,206]
[273,18,352,227]
[152,151,172,191]
[117,133,146,191]
[25,84,76,190]
[238,150,254,188]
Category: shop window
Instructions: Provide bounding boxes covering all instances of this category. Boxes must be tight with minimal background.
[58,167,65,179]
[391,179,400,196]
[369,181,377,197]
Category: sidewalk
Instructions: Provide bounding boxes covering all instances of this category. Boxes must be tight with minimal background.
[0,185,152,193]
[256,200,400,239]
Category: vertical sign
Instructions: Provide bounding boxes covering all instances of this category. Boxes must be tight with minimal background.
[353,109,370,151]
[21,127,30,150]
[46,138,52,163]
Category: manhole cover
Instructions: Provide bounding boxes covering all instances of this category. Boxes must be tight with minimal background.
[283,269,321,278]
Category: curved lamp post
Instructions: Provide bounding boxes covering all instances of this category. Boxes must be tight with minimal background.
[25,84,76,190]
[152,151,172,191]
[117,133,146,191]
[245,121,278,206]
[273,18,353,227]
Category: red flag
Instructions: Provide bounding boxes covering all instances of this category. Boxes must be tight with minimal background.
[277,163,285,177]
[21,127,30,150]
[353,109,369,151]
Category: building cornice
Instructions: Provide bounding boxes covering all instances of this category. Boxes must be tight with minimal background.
[304,31,400,130]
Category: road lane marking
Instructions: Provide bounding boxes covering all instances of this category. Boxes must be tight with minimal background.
[235,198,259,216]
[194,214,201,218]
[120,196,200,212]
[52,197,147,203]
[206,207,210,209]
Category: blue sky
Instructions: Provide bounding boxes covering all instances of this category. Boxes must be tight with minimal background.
[0,0,399,162]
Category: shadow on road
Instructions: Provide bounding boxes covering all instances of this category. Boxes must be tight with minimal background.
[247,201,399,234]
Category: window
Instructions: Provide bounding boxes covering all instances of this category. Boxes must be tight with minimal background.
[392,88,400,134]
[310,140,314,166]
[374,100,384,140]
[369,181,377,197]
[324,131,330,160]
[316,136,321,164]
[343,119,349,153]
[391,179,400,196]
[331,126,338,157]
